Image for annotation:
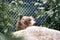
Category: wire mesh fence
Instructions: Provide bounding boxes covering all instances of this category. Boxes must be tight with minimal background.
[0,0,51,33]
[8,2,48,31]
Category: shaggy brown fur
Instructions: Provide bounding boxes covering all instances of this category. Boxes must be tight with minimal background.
[16,16,35,31]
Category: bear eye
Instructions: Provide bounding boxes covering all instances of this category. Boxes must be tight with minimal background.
[28,19,31,21]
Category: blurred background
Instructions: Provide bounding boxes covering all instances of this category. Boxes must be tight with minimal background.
[0,0,60,40]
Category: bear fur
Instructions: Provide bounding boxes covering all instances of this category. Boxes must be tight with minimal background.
[12,26,60,40]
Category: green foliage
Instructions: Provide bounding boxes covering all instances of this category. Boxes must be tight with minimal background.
[0,0,13,33]
[44,0,60,30]
[0,0,60,33]
[0,0,60,40]
[34,0,60,30]
[0,32,24,40]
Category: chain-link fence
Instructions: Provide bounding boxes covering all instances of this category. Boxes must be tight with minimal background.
[0,0,52,33]
[8,1,48,31]
[0,0,60,35]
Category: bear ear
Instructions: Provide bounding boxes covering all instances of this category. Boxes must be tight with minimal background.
[19,15,23,20]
